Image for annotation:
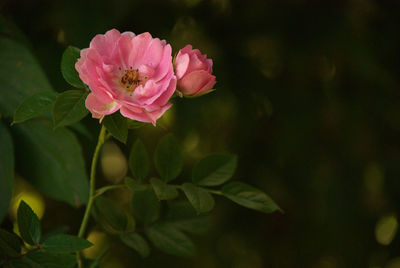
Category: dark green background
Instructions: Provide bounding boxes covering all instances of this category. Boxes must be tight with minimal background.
[2,0,400,267]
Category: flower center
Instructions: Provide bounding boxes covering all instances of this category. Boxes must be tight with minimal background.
[119,68,146,92]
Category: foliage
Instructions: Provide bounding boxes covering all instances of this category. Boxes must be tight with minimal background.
[0,19,89,210]
[0,17,279,267]
[89,132,279,259]
[0,201,92,267]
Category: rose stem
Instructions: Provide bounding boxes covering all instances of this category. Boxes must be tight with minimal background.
[76,125,107,267]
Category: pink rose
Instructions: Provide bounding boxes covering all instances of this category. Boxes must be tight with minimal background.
[174,45,216,96]
[75,29,176,125]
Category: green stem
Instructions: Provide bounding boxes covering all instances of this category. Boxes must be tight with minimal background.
[2,245,41,266]
[93,184,126,199]
[76,125,107,267]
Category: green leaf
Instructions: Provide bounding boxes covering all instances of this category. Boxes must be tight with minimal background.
[192,154,237,186]
[42,234,92,253]
[17,201,41,245]
[124,177,147,192]
[145,223,195,258]
[61,46,85,89]
[52,90,89,128]
[0,122,14,222]
[127,119,146,129]
[7,258,34,267]
[12,119,89,207]
[12,92,57,124]
[68,122,93,141]
[131,187,160,225]
[42,226,70,241]
[166,202,211,235]
[0,34,53,117]
[182,183,215,214]
[154,134,182,182]
[103,113,128,143]
[150,178,179,201]
[92,196,127,233]
[0,15,29,45]
[221,182,280,213]
[129,139,149,181]
[119,233,150,258]
[24,250,76,268]
[0,229,22,257]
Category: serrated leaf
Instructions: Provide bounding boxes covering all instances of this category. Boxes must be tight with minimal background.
[103,113,128,143]
[166,203,211,235]
[24,250,76,268]
[221,182,280,213]
[146,224,195,258]
[42,226,70,241]
[17,201,41,245]
[61,46,85,89]
[52,90,89,128]
[13,92,57,124]
[154,134,182,182]
[192,154,237,186]
[182,183,215,214]
[42,234,92,253]
[129,139,149,181]
[127,119,146,129]
[92,196,127,234]
[12,119,89,207]
[131,187,160,225]
[124,177,147,192]
[120,233,150,258]
[0,229,22,257]
[0,122,14,222]
[150,178,179,201]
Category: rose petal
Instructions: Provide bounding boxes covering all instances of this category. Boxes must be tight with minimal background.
[177,70,212,96]
[90,29,121,61]
[174,52,189,79]
[140,38,164,67]
[196,74,216,95]
[186,53,209,74]
[149,76,176,108]
[128,32,153,69]
[85,93,121,119]
[152,44,173,82]
[179,44,193,54]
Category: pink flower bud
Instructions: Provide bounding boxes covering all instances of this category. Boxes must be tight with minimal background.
[75,29,176,125]
[174,45,216,96]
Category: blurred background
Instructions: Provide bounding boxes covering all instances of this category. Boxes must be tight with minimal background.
[1,0,400,267]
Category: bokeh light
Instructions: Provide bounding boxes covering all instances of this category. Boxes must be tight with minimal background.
[83,230,109,259]
[101,141,128,184]
[375,215,398,246]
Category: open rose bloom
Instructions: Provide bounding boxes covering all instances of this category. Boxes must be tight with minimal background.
[76,29,176,125]
[76,29,216,125]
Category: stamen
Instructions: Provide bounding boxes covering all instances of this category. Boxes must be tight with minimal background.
[119,69,148,94]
